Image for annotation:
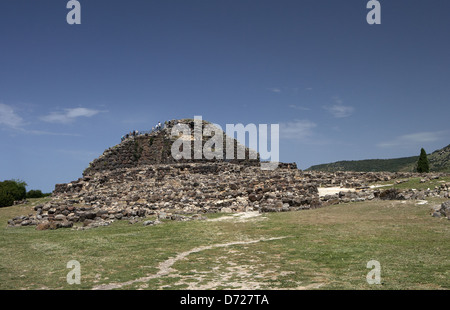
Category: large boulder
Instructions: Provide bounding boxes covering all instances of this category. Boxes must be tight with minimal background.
[379,188,402,200]
[439,201,450,219]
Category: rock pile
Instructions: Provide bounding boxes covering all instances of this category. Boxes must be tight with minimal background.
[432,201,450,219]
[304,171,448,189]
[6,118,450,230]
[8,162,318,229]
[9,160,450,230]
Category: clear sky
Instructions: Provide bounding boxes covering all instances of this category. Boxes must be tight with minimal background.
[1,0,449,193]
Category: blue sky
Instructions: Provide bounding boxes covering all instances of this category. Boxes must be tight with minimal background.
[1,0,450,192]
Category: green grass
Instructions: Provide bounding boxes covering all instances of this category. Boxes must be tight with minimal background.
[0,197,449,290]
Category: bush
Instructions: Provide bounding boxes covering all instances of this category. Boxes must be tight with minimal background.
[26,190,44,198]
[0,191,15,207]
[0,180,27,207]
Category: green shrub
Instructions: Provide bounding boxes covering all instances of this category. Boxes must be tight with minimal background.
[0,191,15,207]
[26,190,44,198]
[0,180,27,207]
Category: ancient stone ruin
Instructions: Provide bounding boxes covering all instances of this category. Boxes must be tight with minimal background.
[7,119,450,230]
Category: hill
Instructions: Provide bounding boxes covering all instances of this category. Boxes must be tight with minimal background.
[426,144,450,172]
[307,144,450,173]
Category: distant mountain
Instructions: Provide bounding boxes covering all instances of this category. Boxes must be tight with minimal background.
[306,144,450,173]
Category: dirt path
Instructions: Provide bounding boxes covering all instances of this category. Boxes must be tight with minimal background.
[318,187,355,197]
[207,211,265,222]
[92,236,287,290]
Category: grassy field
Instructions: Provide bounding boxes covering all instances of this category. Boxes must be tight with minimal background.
[0,197,449,290]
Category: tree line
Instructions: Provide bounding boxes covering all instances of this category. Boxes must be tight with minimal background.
[0,180,51,208]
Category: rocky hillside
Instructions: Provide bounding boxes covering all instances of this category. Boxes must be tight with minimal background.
[8,162,320,230]
[83,119,259,176]
[307,144,450,173]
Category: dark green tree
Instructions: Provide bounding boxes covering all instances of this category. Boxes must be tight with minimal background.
[0,191,15,207]
[26,189,44,198]
[0,179,27,207]
[416,148,430,173]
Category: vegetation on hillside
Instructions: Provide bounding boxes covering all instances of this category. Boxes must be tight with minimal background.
[307,156,419,173]
[427,144,450,172]
[307,144,450,173]
[26,190,51,199]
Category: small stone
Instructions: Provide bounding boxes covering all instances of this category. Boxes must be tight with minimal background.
[54,214,66,221]
[60,221,73,228]
[83,219,94,227]
[221,207,232,213]
[248,193,258,202]
[229,183,239,190]
[36,221,51,231]
[143,220,154,226]
[432,212,441,218]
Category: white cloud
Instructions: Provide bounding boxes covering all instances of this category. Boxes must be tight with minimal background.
[41,107,104,124]
[279,119,317,140]
[324,104,354,118]
[288,104,311,111]
[25,130,81,137]
[67,108,101,118]
[324,97,354,118]
[0,103,83,136]
[377,131,448,148]
[0,103,24,129]
[267,87,281,93]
